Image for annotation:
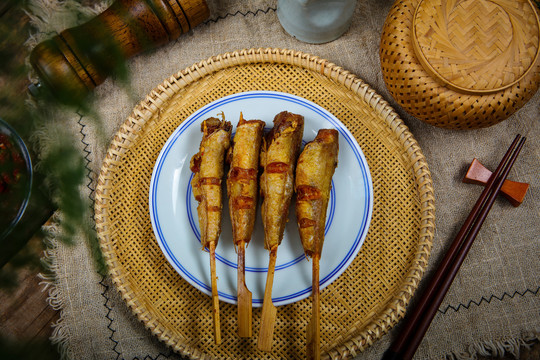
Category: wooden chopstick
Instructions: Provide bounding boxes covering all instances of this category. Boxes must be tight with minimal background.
[383,135,526,360]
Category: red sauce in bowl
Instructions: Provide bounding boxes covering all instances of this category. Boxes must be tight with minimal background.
[0,119,32,240]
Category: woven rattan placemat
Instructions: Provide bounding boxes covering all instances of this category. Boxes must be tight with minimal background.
[95,48,435,360]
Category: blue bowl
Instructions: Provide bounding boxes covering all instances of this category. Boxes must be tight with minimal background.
[0,118,33,240]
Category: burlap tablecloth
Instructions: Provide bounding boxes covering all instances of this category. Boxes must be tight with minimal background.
[27,0,539,359]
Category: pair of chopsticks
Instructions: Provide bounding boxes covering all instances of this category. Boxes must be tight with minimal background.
[382,134,526,360]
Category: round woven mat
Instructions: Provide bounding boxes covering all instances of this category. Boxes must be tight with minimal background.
[95,48,435,360]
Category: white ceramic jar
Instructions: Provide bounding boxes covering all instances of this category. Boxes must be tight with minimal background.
[277,0,357,44]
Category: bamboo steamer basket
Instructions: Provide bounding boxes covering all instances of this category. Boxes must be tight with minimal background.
[380,0,540,129]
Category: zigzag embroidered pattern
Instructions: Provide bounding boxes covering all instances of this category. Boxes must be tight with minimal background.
[99,276,122,359]
[99,276,176,360]
[439,286,540,314]
[203,6,276,25]
[132,354,174,360]
[77,112,96,198]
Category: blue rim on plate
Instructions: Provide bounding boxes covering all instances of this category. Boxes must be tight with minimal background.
[149,91,373,307]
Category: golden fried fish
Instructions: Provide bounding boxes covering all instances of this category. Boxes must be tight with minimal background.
[190,116,232,249]
[227,114,265,248]
[295,129,339,257]
[259,111,304,251]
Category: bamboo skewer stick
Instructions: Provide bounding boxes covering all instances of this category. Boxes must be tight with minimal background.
[209,241,221,345]
[307,253,321,360]
[257,246,278,351]
[237,240,252,337]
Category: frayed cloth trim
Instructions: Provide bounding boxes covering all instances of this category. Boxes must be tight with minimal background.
[25,0,110,37]
[444,332,540,360]
[38,213,73,360]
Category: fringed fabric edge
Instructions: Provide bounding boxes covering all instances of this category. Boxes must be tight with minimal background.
[38,213,72,360]
[444,332,540,360]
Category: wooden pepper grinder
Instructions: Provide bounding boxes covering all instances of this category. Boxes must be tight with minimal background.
[29,0,209,102]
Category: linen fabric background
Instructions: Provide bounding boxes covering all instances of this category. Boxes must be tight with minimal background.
[26,0,539,359]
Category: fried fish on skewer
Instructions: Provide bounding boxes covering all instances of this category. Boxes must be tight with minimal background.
[190,116,232,345]
[226,113,265,337]
[295,129,339,360]
[296,129,339,257]
[257,111,304,351]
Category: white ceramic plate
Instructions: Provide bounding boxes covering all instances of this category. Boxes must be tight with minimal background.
[149,91,373,307]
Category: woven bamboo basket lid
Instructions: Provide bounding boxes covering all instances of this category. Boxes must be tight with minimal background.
[95,48,435,359]
[380,0,540,129]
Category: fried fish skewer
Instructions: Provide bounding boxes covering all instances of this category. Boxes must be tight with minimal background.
[257,111,304,351]
[295,129,339,360]
[190,116,232,345]
[226,113,265,337]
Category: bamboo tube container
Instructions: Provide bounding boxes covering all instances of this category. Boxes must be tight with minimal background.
[29,0,209,102]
